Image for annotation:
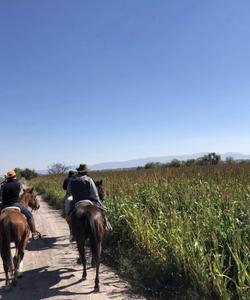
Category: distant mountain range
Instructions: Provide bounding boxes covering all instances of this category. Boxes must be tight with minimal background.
[37,152,250,174]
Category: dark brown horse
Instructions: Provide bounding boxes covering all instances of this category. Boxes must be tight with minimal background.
[0,187,39,289]
[71,180,106,292]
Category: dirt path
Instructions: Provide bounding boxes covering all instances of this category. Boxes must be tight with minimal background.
[0,197,146,300]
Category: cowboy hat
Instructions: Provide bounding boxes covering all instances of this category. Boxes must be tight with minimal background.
[6,170,16,178]
[76,164,90,172]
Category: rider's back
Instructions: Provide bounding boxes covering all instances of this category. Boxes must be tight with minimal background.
[2,180,21,206]
[70,175,91,203]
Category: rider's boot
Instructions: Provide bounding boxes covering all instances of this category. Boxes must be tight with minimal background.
[104,215,112,231]
[28,217,41,240]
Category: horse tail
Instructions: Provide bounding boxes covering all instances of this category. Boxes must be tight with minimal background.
[0,218,13,273]
[83,211,98,262]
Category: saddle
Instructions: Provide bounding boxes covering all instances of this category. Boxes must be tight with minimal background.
[67,200,94,221]
[75,200,94,209]
[1,206,21,214]
[0,207,27,220]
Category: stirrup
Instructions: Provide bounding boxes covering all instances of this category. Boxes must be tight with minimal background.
[32,231,41,240]
[105,220,113,231]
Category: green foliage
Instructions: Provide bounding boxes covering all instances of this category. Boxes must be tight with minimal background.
[14,168,38,180]
[143,153,223,169]
[145,162,162,169]
[20,168,38,179]
[30,164,250,299]
[168,158,182,167]
[14,168,22,180]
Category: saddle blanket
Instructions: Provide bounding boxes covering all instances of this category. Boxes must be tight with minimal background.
[75,200,94,209]
[1,206,21,214]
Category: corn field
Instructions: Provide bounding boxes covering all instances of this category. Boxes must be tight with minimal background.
[30,164,250,299]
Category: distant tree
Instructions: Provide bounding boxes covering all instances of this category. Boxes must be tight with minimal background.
[169,159,182,168]
[195,153,221,166]
[185,159,196,167]
[14,168,22,180]
[238,159,250,164]
[225,156,235,164]
[20,168,38,180]
[137,166,144,170]
[195,158,206,166]
[48,163,69,174]
[144,162,162,169]
[208,152,221,165]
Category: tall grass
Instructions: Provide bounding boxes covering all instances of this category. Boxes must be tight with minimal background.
[30,164,250,299]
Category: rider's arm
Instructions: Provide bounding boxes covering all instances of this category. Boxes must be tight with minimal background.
[19,182,23,195]
[63,178,68,191]
[89,178,100,202]
[0,184,3,202]
[67,179,72,195]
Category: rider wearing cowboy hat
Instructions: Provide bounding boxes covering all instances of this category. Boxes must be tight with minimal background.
[0,170,41,239]
[67,164,104,211]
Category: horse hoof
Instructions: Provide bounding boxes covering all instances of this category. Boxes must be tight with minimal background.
[4,285,11,291]
[12,280,17,286]
[17,271,23,278]
[77,257,82,265]
[94,286,100,293]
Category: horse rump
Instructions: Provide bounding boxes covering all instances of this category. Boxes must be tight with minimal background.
[72,206,103,291]
[0,217,14,285]
[0,212,29,289]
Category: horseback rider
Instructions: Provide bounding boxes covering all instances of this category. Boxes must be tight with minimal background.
[67,164,105,214]
[61,170,75,217]
[0,170,41,239]
[63,170,75,192]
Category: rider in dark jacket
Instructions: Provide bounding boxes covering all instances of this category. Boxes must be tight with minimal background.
[61,170,75,217]
[0,170,41,239]
[66,164,110,240]
[63,170,75,192]
[67,164,104,211]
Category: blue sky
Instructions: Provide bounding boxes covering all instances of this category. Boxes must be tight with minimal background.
[0,0,250,172]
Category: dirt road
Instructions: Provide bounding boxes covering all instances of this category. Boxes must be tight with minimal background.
[0,197,146,300]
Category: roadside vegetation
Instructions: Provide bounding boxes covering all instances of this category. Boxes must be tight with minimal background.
[29,162,250,299]
[14,167,38,180]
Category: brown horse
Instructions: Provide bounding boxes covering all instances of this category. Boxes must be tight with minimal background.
[71,180,106,292]
[20,187,40,211]
[0,187,39,289]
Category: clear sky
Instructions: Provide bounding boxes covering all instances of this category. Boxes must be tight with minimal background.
[0,0,250,173]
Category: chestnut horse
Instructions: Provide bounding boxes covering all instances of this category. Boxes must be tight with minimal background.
[20,187,40,211]
[0,187,39,289]
[71,180,106,292]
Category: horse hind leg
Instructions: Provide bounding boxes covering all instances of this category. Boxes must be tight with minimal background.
[13,254,20,285]
[17,235,28,278]
[1,248,14,289]
[3,263,11,290]
[91,256,96,268]
[14,250,24,280]
[13,234,27,284]
[82,245,87,280]
[17,259,24,278]
[76,237,87,280]
[2,258,14,291]
[94,242,102,292]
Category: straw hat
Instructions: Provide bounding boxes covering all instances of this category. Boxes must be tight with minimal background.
[6,170,16,178]
[76,164,90,172]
